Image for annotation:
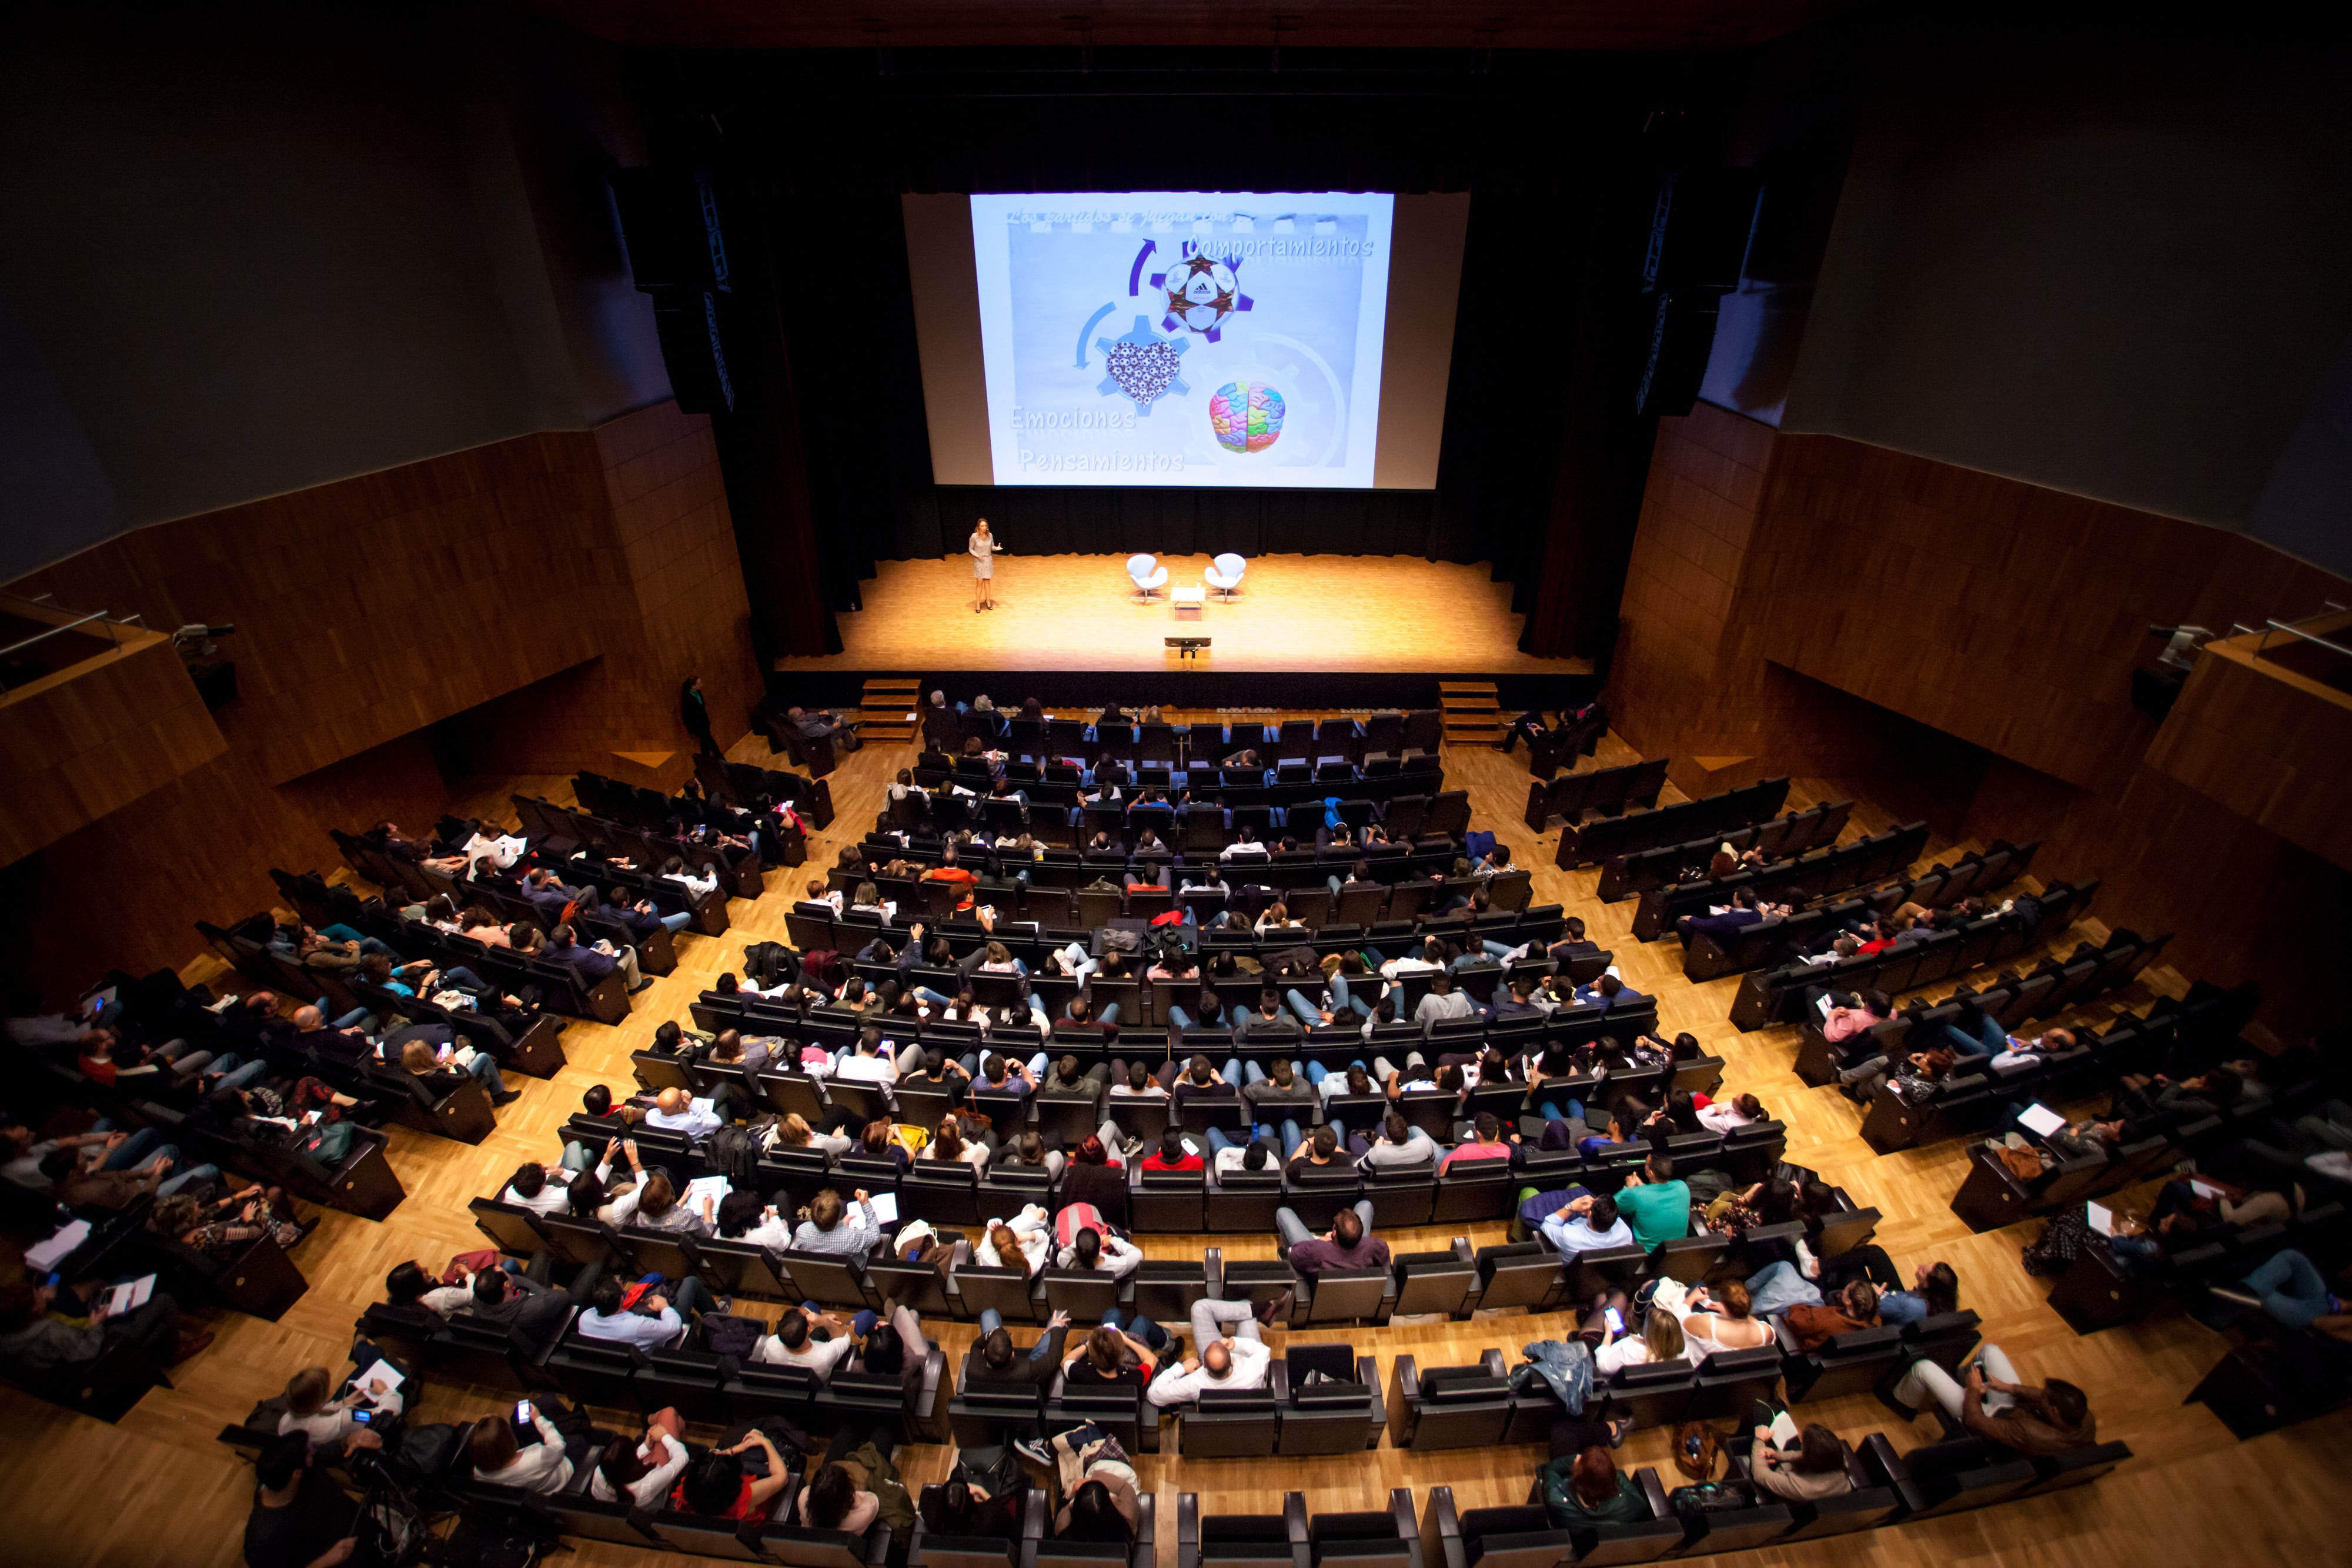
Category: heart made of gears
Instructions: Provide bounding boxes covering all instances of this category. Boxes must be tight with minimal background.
[1105,338,1182,406]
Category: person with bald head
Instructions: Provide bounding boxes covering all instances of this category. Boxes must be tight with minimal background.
[1146,1293,1275,1407]
[644,1086,722,1138]
[290,1004,372,1067]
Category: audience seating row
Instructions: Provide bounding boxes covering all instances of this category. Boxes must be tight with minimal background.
[1563,777,1793,877]
[928,708,1448,769]
[1519,703,1609,781]
[1689,844,2046,987]
[1729,878,2094,1029]
[504,797,751,922]
[570,768,795,880]
[1589,796,1846,899]
[1631,824,1929,943]
[698,753,837,829]
[1521,758,1670,832]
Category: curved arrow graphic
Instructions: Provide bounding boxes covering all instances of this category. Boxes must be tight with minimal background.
[1127,239,1157,297]
[1074,302,1117,367]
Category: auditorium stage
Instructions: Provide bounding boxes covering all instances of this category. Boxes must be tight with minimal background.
[774,553,1593,676]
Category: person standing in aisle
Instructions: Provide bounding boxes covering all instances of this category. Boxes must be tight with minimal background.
[970,519,1002,611]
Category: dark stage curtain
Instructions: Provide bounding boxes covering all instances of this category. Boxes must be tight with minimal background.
[915,484,1456,561]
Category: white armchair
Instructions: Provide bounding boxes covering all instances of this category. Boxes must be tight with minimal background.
[1127,553,1170,601]
[1204,553,1247,600]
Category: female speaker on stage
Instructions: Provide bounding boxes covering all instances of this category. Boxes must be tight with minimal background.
[969,519,1003,611]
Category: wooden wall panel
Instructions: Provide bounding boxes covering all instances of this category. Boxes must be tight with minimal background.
[1609,403,2352,1037]
[2,399,764,1007]
[2143,618,2352,872]
[442,402,761,773]
[0,625,226,866]
[10,436,609,785]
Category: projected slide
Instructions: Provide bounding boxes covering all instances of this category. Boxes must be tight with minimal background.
[970,192,1394,488]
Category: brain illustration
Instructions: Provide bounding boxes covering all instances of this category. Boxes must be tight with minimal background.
[1210,380,1286,453]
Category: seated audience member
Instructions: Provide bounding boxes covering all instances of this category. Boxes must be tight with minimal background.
[1354,1112,1439,1170]
[612,1169,715,1236]
[500,1161,569,1217]
[793,1187,881,1254]
[244,1430,377,1568]
[1612,1152,1692,1249]
[1140,1127,1205,1173]
[797,1427,910,1533]
[1443,1112,1515,1170]
[468,1398,580,1494]
[677,1428,793,1522]
[0,1273,208,1375]
[1050,1437,1144,1543]
[754,1303,868,1373]
[1676,1281,1776,1354]
[276,1363,399,1450]
[1540,1192,1633,1256]
[1145,1299,1277,1407]
[579,1275,703,1349]
[1590,1296,1686,1373]
[1745,1411,1857,1503]
[1277,1201,1389,1279]
[1885,1345,2094,1456]
[1540,1444,1651,1527]
[400,1037,516,1106]
[1782,1279,1881,1351]
[590,1407,691,1509]
[645,1086,723,1138]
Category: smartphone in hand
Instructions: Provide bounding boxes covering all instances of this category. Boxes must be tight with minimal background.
[515,1399,533,1424]
[1603,1307,1625,1334]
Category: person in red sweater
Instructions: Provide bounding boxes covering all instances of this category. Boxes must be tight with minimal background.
[1138,1128,1204,1173]
[923,845,980,911]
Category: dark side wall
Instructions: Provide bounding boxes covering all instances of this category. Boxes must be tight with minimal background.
[1780,27,2352,578]
[0,5,670,582]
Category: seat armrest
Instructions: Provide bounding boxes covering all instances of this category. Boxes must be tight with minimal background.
[1207,1246,1224,1293]
[1270,1360,1290,1399]
[1178,1492,1201,1548]
[1135,1493,1157,1547]
[1394,1353,1421,1402]
[1450,1236,1475,1264]
[1772,1315,1803,1353]
[1421,1485,1460,1547]
[1858,1432,1908,1486]
[1636,1469,1671,1520]
[1478,1348,1506,1377]
[1388,1487,1416,1542]
[861,1524,894,1566]
[1285,1493,1310,1543]
[1024,1489,1050,1542]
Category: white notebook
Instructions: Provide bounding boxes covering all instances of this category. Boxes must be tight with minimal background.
[2016,1103,2066,1138]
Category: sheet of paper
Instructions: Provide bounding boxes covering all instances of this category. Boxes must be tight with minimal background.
[684,1175,731,1210]
[2016,1103,2066,1138]
[103,1274,157,1316]
[2086,1202,2114,1236]
[353,1359,406,1396]
[26,1219,91,1271]
[689,1096,715,1117]
[2190,1178,2224,1201]
[866,1191,900,1225]
[1769,1409,1800,1450]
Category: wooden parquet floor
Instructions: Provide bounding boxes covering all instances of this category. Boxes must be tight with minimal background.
[772,555,1596,674]
[2,722,2341,1566]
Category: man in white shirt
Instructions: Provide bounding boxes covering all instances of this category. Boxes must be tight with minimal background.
[500,1162,570,1216]
[644,1087,721,1138]
[1378,941,1445,979]
[1218,829,1269,861]
[470,1401,575,1494]
[833,1027,901,1086]
[1058,1225,1144,1279]
[753,1304,866,1374]
[1540,1192,1635,1256]
[1147,1297,1274,1406]
[664,861,719,900]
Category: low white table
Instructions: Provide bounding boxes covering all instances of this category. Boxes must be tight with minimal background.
[1171,584,1205,620]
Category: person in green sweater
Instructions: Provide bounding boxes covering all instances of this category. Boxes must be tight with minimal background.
[1613,1151,1692,1250]
[1541,1445,1651,1527]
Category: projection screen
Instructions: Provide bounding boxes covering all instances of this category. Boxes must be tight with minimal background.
[905,190,1466,489]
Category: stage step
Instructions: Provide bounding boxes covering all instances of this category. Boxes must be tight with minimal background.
[858,678,921,741]
[1439,679,1503,745]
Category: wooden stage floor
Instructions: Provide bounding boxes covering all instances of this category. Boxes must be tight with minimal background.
[776,554,1593,674]
[4,729,2342,1566]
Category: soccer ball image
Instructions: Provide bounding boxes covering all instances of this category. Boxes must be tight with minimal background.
[1210,381,1285,453]
[1153,248,1253,341]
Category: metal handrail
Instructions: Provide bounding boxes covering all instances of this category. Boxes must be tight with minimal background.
[0,609,125,661]
[2250,617,2352,666]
